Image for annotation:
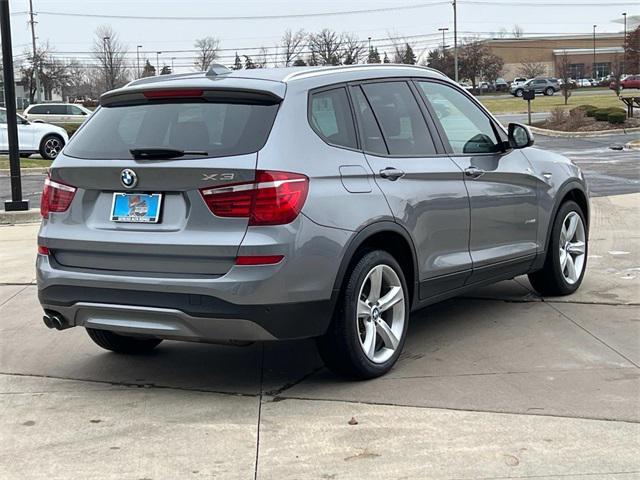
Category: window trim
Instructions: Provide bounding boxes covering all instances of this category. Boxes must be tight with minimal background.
[307,83,361,153]
[412,78,509,157]
[349,78,444,159]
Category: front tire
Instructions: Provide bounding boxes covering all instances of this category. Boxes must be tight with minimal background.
[317,250,409,379]
[544,87,555,96]
[514,89,524,97]
[39,134,65,160]
[86,328,162,354]
[528,200,588,296]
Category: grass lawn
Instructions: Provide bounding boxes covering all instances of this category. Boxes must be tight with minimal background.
[479,91,625,114]
[0,156,52,169]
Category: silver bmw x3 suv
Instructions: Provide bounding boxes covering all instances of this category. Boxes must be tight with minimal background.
[37,64,589,378]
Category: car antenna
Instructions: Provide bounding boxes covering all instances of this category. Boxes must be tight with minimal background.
[206,63,231,77]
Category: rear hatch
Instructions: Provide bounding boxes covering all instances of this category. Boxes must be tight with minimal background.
[41,86,281,276]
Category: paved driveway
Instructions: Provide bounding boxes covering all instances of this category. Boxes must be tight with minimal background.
[1,192,638,478]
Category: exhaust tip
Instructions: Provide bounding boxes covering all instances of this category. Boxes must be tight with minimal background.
[43,311,70,330]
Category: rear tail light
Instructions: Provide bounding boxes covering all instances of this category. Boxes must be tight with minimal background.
[37,245,50,255]
[235,255,284,266]
[200,170,309,226]
[40,175,77,218]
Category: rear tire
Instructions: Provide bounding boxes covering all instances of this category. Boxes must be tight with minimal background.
[39,134,65,160]
[528,200,588,296]
[544,87,555,96]
[316,250,409,379]
[514,89,524,97]
[86,328,162,354]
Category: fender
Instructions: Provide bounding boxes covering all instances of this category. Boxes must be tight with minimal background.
[329,220,420,310]
[532,179,589,271]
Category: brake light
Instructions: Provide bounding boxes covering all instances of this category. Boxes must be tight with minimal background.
[200,170,309,226]
[40,175,77,218]
[143,89,203,99]
[37,245,50,255]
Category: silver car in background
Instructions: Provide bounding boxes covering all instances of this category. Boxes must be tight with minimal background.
[37,64,589,378]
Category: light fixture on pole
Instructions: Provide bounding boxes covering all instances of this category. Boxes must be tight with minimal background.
[171,57,176,72]
[453,0,458,82]
[438,27,449,57]
[592,25,597,78]
[136,45,142,78]
[156,51,162,76]
[622,13,627,75]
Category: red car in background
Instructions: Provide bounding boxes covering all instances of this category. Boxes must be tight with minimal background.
[610,75,640,90]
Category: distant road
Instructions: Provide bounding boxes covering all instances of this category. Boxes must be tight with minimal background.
[478,89,614,100]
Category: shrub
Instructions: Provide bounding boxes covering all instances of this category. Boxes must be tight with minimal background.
[58,123,82,137]
[572,104,596,115]
[594,109,611,121]
[548,107,566,124]
[608,112,626,124]
[567,108,587,129]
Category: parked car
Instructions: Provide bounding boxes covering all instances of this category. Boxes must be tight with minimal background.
[610,75,640,90]
[458,82,473,92]
[0,107,69,159]
[37,64,590,379]
[23,103,92,125]
[510,77,560,97]
[495,78,508,92]
[576,78,595,87]
[511,77,527,87]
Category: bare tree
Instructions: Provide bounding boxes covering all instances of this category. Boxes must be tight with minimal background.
[512,25,524,38]
[308,29,344,65]
[342,33,366,65]
[496,27,508,39]
[518,61,547,78]
[92,26,129,92]
[193,36,220,71]
[281,29,306,67]
[555,50,572,105]
[255,46,269,68]
[458,39,504,91]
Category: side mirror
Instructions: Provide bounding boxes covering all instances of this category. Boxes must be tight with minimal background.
[508,123,534,149]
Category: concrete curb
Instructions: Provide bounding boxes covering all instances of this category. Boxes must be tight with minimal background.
[529,125,640,138]
[0,168,48,177]
[0,208,41,225]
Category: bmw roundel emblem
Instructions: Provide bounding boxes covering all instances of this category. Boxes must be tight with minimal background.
[120,169,137,189]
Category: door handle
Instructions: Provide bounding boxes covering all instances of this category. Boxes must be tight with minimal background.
[379,167,405,181]
[464,167,485,179]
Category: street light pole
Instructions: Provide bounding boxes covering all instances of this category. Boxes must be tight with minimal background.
[136,45,142,78]
[438,27,449,57]
[622,13,627,75]
[28,0,41,103]
[453,0,458,82]
[1,0,28,211]
[592,25,597,78]
[171,57,175,72]
[156,51,162,75]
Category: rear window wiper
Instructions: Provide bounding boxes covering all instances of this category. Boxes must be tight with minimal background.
[129,148,208,159]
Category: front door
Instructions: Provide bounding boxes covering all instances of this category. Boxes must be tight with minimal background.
[350,81,472,300]
[416,80,539,284]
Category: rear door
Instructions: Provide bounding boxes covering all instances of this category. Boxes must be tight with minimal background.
[350,80,472,299]
[44,91,280,277]
[415,80,539,283]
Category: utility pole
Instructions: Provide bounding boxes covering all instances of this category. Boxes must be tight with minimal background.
[136,45,142,78]
[592,25,597,78]
[156,51,162,76]
[28,0,41,103]
[453,0,458,82]
[438,27,449,57]
[171,57,175,72]
[622,13,627,75]
[1,0,29,211]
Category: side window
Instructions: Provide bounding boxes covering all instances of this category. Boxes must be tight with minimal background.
[417,81,501,155]
[69,105,84,115]
[361,81,436,156]
[309,88,357,149]
[50,105,67,115]
[350,86,387,155]
[28,105,46,114]
[0,110,6,124]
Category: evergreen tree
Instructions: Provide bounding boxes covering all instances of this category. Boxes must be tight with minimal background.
[367,47,381,64]
[232,52,243,70]
[402,43,416,64]
[383,52,391,63]
[292,58,307,66]
[141,60,155,77]
[244,55,257,69]
[160,65,172,75]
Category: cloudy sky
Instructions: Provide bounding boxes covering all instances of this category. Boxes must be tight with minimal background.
[7,0,639,71]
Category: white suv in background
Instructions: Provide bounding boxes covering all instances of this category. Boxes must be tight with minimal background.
[23,103,92,125]
[0,108,69,159]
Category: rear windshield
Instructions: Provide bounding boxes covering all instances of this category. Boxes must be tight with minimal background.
[64,101,279,160]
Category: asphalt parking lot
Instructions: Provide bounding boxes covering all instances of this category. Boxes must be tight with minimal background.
[1,135,639,478]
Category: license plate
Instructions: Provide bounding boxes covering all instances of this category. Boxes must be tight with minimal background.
[111,193,162,223]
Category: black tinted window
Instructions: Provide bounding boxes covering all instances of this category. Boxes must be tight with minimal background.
[28,105,47,114]
[350,86,387,155]
[64,101,279,160]
[309,88,357,149]
[361,82,436,156]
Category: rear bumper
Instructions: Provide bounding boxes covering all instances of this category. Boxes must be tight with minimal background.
[39,285,333,341]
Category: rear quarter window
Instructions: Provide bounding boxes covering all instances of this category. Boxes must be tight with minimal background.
[64,100,280,160]
[309,88,357,149]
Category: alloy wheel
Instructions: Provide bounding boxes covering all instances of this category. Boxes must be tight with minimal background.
[356,264,405,364]
[44,137,63,158]
[559,211,586,284]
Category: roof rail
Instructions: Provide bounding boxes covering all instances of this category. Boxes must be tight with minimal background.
[206,63,231,77]
[282,63,445,82]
